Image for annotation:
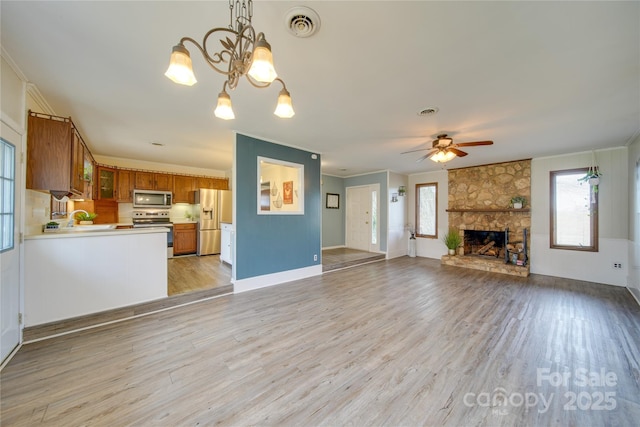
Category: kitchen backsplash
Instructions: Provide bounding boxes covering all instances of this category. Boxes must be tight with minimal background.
[118,203,197,223]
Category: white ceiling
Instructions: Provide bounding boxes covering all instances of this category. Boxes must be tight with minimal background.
[2,1,638,177]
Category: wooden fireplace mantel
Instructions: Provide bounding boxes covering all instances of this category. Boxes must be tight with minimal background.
[446,208,531,213]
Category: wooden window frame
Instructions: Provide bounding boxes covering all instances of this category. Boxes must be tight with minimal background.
[415,182,438,238]
[550,168,598,251]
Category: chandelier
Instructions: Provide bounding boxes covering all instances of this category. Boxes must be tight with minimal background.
[164,0,294,120]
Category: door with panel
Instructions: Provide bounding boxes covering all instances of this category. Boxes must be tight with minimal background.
[346,186,371,251]
[1,122,22,363]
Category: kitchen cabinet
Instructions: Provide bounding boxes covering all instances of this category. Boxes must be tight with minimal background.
[154,173,173,191]
[26,111,86,196]
[173,175,195,203]
[96,166,117,200]
[82,149,94,200]
[196,177,214,189]
[173,223,197,255]
[70,128,84,195]
[135,171,173,191]
[220,223,233,265]
[117,169,134,202]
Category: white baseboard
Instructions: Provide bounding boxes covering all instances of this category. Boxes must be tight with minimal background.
[627,286,640,307]
[234,265,323,293]
[322,245,346,250]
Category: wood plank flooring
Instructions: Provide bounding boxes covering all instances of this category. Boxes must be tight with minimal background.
[168,254,232,295]
[3,257,640,426]
[322,247,386,271]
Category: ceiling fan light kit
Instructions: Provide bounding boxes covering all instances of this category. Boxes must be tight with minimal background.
[401,134,494,164]
[165,0,294,120]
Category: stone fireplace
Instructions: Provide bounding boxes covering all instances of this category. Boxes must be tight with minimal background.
[441,159,531,277]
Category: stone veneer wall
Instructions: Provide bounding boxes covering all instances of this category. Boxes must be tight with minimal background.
[448,159,531,240]
[444,159,532,276]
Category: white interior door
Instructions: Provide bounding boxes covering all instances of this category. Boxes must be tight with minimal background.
[1,124,21,362]
[346,185,376,251]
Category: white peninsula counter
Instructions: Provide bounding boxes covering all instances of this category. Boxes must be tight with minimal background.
[24,227,169,327]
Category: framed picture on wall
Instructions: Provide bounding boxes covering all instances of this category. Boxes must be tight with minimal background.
[257,156,304,215]
[326,193,339,209]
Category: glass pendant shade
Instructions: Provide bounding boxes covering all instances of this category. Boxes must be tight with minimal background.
[430,150,457,163]
[274,88,295,118]
[165,45,197,86]
[214,91,235,120]
[248,39,277,83]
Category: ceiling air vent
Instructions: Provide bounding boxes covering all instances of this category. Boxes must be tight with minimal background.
[285,6,320,38]
[418,107,439,117]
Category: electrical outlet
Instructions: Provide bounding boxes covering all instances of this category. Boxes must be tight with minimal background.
[613,263,622,269]
[314,254,318,261]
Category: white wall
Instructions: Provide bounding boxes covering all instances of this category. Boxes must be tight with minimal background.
[627,136,640,303]
[408,169,449,259]
[531,147,628,286]
[387,172,408,258]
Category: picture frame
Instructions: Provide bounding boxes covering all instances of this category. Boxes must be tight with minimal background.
[257,156,304,215]
[326,193,340,209]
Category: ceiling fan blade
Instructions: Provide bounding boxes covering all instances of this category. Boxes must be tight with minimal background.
[449,148,468,157]
[455,140,493,147]
[401,147,431,154]
[416,150,437,162]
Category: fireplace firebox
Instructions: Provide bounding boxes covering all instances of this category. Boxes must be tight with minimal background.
[463,230,507,258]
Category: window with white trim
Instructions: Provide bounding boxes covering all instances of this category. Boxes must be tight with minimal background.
[1,138,15,252]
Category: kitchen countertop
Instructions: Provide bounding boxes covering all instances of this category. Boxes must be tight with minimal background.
[26,226,170,240]
[171,219,198,224]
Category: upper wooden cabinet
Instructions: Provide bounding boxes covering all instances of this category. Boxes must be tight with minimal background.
[27,111,84,196]
[70,128,84,195]
[135,171,173,191]
[155,173,172,191]
[117,169,134,202]
[196,176,230,190]
[81,147,94,200]
[173,175,195,203]
[96,166,117,200]
[196,177,214,189]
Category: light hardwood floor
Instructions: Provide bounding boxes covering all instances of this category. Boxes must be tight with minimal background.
[3,257,639,425]
[168,254,232,295]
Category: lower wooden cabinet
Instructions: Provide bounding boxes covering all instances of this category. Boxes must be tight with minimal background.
[173,223,197,255]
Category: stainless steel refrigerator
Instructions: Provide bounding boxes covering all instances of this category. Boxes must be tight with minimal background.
[196,189,232,256]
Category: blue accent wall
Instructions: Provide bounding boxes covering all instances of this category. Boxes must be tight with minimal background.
[321,174,345,247]
[235,134,321,280]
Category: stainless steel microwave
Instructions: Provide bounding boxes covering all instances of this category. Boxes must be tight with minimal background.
[133,189,172,208]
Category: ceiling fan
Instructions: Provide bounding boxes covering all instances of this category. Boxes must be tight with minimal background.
[402,134,493,163]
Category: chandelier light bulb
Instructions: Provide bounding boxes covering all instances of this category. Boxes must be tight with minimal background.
[214,91,235,120]
[164,44,197,86]
[274,87,295,118]
[248,37,277,83]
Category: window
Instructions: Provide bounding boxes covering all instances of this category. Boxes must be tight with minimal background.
[1,138,15,252]
[416,183,437,238]
[550,168,598,251]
